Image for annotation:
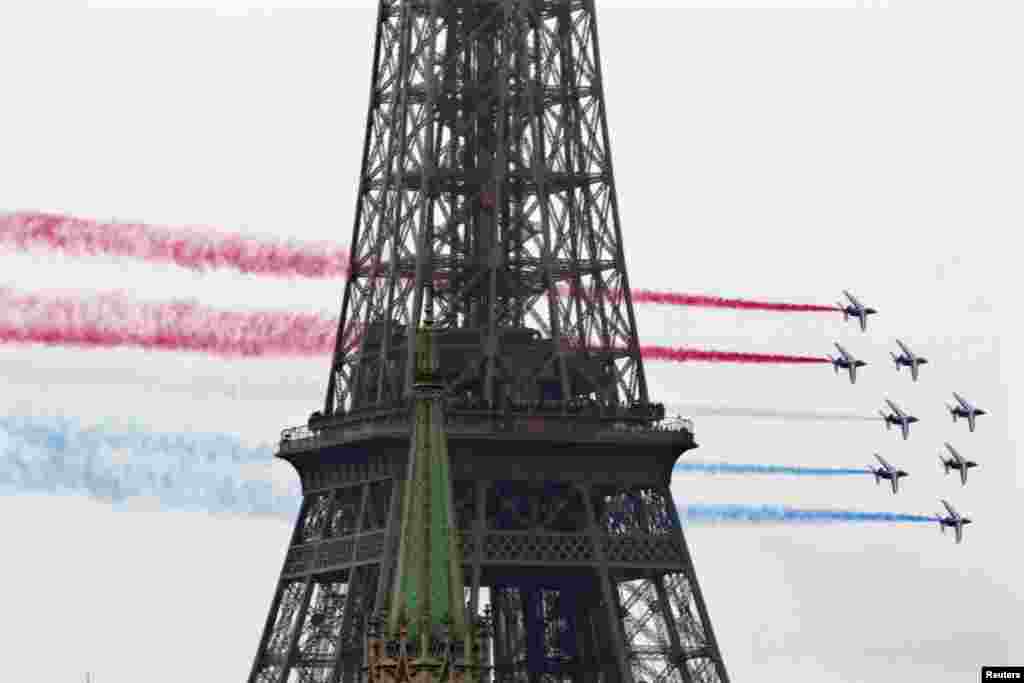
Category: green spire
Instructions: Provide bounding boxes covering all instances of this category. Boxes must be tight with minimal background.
[386,310,467,655]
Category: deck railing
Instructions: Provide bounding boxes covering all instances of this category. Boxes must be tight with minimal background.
[279,405,693,452]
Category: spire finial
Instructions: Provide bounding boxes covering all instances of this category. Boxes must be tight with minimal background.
[424,280,435,326]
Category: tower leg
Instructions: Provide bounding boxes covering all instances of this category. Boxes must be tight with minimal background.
[581,482,634,683]
[668,494,730,683]
[654,572,689,680]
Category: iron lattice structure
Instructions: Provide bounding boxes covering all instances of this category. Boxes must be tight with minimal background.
[323,0,652,415]
[250,1,729,682]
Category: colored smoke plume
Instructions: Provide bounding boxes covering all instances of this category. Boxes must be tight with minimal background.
[2,288,824,365]
[630,290,838,312]
[561,283,838,313]
[674,463,871,476]
[679,504,937,525]
[3,212,838,313]
[640,345,829,365]
[0,287,337,357]
[0,211,348,278]
[1,414,940,527]
[0,414,300,519]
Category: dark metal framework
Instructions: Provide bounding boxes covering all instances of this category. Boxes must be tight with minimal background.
[325,0,649,417]
[251,2,729,682]
[251,438,730,682]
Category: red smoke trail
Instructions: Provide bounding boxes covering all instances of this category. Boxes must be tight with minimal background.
[3,212,837,313]
[640,345,829,365]
[0,288,336,357]
[630,290,838,313]
[0,211,349,279]
[559,284,837,312]
[1,287,833,364]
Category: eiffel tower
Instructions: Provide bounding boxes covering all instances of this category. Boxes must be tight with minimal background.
[249,1,730,681]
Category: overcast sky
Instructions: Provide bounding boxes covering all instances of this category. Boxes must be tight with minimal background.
[1,1,1020,681]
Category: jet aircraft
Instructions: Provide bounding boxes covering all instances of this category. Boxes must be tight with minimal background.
[891,339,928,382]
[939,442,978,486]
[829,343,867,384]
[837,290,877,332]
[869,454,909,494]
[937,500,972,544]
[879,400,918,441]
[948,392,987,433]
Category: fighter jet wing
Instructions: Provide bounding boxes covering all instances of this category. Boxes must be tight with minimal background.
[874,454,893,471]
[944,442,961,463]
[941,499,958,518]
[895,339,913,358]
[834,343,851,360]
[885,400,905,418]
[953,392,971,410]
[843,290,862,308]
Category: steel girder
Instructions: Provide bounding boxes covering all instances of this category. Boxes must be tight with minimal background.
[258,2,731,682]
[251,476,730,683]
[325,0,648,416]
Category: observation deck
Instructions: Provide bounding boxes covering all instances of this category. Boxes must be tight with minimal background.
[279,400,695,457]
[276,400,696,490]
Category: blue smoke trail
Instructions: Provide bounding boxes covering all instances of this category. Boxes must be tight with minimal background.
[2,415,937,527]
[0,414,300,519]
[679,504,938,525]
[674,462,871,476]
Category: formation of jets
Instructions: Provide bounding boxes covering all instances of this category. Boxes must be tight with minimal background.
[830,291,985,544]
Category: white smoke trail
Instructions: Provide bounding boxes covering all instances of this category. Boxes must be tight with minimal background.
[668,404,880,422]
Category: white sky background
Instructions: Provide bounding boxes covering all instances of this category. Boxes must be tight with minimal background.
[0,0,1020,681]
